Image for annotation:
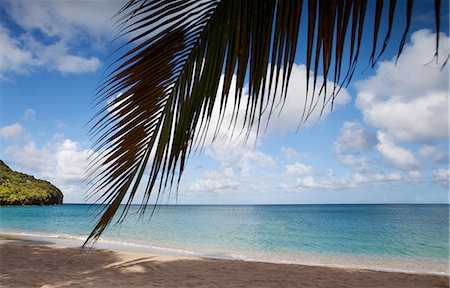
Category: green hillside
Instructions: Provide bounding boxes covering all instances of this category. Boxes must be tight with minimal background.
[0,160,63,205]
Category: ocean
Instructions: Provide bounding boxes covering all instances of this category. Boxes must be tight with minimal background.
[0,204,448,274]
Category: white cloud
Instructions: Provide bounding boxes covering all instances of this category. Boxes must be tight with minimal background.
[372,172,402,182]
[285,162,313,175]
[297,176,319,188]
[23,108,36,121]
[0,123,23,140]
[183,138,277,195]
[4,141,50,170]
[185,168,239,194]
[54,55,100,74]
[351,172,402,184]
[205,145,274,176]
[356,29,449,142]
[44,139,91,184]
[0,25,34,75]
[376,132,419,170]
[0,0,122,76]
[200,64,350,148]
[332,30,449,190]
[333,122,375,172]
[4,136,94,196]
[280,146,308,160]
[338,154,368,171]
[433,169,449,183]
[0,23,101,76]
[182,144,277,196]
[5,0,119,38]
[419,145,449,164]
[280,176,319,191]
[334,122,376,154]
[407,170,422,182]
[263,65,351,133]
[280,171,402,192]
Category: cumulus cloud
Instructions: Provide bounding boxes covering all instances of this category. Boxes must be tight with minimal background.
[333,122,375,172]
[351,172,402,184]
[5,0,119,38]
[182,144,277,197]
[328,171,403,189]
[407,170,422,182]
[4,136,94,196]
[53,54,100,74]
[205,145,274,176]
[376,132,419,171]
[338,154,368,172]
[355,29,449,142]
[334,122,376,154]
[280,171,402,192]
[433,168,449,184]
[4,141,50,170]
[280,146,308,160]
[339,30,450,183]
[297,176,319,188]
[183,135,277,195]
[279,176,318,191]
[200,64,350,149]
[419,145,449,164]
[185,168,239,194]
[264,64,351,133]
[285,162,313,175]
[0,25,101,76]
[0,123,23,140]
[0,0,122,76]
[0,25,34,75]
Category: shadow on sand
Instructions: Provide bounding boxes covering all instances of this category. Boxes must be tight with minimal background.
[0,240,448,288]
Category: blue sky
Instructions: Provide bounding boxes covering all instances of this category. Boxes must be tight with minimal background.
[0,1,448,204]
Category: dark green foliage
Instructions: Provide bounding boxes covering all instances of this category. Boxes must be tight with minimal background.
[0,160,63,206]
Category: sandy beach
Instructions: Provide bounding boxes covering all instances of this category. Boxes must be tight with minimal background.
[0,236,448,288]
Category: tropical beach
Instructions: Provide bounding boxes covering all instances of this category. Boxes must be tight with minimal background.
[1,0,449,287]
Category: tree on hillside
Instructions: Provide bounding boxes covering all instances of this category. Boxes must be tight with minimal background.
[85,0,444,244]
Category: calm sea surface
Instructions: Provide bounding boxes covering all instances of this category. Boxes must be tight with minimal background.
[0,204,448,274]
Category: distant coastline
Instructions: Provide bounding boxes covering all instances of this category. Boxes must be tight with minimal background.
[0,160,63,206]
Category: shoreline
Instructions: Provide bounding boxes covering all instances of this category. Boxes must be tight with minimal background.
[1,230,448,277]
[0,234,448,288]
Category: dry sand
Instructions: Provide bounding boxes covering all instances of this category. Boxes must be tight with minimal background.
[0,238,448,288]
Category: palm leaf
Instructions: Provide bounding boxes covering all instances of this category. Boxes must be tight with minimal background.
[85,0,442,245]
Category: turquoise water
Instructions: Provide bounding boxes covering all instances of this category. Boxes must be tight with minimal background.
[1,204,448,273]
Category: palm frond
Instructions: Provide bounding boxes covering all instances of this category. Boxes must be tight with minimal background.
[85,0,442,245]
